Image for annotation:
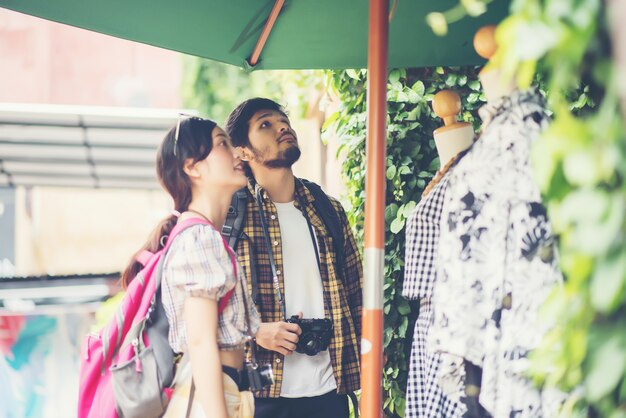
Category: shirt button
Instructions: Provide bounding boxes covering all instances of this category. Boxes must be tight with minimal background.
[276,270,281,275]
[273,240,279,246]
[276,358,281,364]
[270,215,276,220]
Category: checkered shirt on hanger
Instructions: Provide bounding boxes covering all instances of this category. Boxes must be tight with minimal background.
[403,170,466,418]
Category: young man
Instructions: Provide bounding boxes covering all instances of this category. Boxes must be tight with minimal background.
[225,98,362,418]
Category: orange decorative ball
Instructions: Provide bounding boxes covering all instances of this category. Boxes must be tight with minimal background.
[473,25,497,59]
[432,90,461,121]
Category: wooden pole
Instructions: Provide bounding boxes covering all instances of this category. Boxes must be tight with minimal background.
[361,0,388,416]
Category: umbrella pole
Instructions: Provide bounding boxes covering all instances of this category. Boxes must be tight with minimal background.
[361,0,388,417]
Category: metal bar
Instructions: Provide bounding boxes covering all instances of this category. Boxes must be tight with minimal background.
[0,171,155,180]
[0,140,159,150]
[361,0,388,417]
[0,121,172,130]
[0,156,154,166]
[248,0,285,66]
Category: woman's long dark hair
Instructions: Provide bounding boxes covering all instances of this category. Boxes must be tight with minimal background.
[120,117,217,288]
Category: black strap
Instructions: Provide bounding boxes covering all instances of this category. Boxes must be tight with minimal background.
[300,179,345,279]
[254,187,288,321]
[221,188,248,250]
[185,380,195,418]
[294,183,324,277]
[348,391,359,418]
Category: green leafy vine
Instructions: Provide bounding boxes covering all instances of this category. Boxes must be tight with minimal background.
[324,66,487,417]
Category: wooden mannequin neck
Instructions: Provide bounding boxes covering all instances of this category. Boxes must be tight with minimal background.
[433,123,474,168]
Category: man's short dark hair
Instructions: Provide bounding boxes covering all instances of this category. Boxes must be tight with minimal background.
[225,98,287,147]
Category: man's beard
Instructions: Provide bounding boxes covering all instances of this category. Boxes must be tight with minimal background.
[253,144,301,169]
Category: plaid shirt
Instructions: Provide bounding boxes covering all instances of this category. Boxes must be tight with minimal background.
[236,179,362,398]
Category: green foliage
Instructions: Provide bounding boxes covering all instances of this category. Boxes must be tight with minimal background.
[181,56,324,125]
[479,1,626,416]
[181,56,279,125]
[426,0,494,36]
[324,66,486,417]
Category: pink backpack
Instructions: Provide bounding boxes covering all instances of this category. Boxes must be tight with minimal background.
[78,218,235,418]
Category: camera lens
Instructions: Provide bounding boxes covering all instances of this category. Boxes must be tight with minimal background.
[299,333,321,356]
[260,365,274,386]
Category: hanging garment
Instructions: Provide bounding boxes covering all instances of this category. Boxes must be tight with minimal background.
[403,169,465,418]
[429,90,565,418]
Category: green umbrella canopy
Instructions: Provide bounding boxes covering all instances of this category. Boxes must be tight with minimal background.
[0,0,508,70]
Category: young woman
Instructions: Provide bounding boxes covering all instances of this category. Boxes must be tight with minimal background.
[120,117,260,418]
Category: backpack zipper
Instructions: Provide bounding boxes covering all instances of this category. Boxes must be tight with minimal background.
[132,338,143,373]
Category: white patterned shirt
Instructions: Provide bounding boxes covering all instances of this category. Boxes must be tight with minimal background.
[429,90,565,417]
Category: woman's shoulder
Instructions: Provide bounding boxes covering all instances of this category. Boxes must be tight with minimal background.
[173,221,222,247]
[164,222,227,268]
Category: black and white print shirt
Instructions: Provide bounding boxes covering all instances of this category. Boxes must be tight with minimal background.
[429,89,565,417]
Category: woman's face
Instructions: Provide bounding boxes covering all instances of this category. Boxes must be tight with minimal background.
[195,126,247,191]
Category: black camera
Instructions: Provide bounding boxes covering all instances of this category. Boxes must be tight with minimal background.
[286,316,333,356]
[244,361,274,391]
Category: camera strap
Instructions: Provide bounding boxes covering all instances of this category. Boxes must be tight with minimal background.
[254,180,327,320]
[254,186,288,321]
[295,181,324,278]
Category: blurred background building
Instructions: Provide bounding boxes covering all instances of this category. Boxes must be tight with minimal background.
[0,8,339,417]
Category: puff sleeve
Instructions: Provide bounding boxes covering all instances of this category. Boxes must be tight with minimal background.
[163,225,236,299]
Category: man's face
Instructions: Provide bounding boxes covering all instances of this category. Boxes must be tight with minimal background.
[245,109,301,169]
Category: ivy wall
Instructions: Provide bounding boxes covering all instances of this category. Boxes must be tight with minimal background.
[324,67,486,417]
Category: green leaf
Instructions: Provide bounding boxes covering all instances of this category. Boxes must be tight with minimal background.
[385,203,399,223]
[322,110,340,131]
[386,165,397,180]
[585,336,626,401]
[346,69,360,80]
[462,0,487,16]
[590,253,626,313]
[390,217,405,234]
[400,201,417,217]
[562,150,602,187]
[398,165,412,175]
[397,299,411,315]
[445,74,458,87]
[388,69,401,84]
[467,92,480,104]
[426,12,448,36]
[398,316,409,337]
[411,80,425,96]
[468,80,481,91]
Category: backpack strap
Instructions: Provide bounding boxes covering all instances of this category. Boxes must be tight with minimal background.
[136,250,154,267]
[300,179,345,279]
[164,217,210,250]
[221,188,261,305]
[217,237,238,315]
[222,188,249,250]
[348,391,359,418]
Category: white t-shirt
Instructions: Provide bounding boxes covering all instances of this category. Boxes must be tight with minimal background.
[274,201,337,398]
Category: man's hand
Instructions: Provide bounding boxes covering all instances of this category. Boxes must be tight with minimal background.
[255,321,301,356]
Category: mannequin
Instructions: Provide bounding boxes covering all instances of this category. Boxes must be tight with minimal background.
[428,24,564,418]
[432,89,475,168]
[402,89,475,418]
[473,25,516,103]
